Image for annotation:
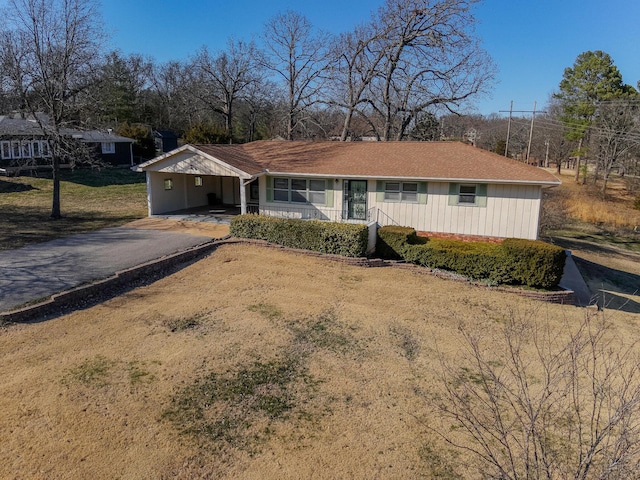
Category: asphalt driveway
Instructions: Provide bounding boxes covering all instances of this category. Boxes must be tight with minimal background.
[0,226,215,312]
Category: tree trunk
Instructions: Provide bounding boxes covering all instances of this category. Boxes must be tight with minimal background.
[601,171,609,198]
[51,156,61,219]
[226,99,234,142]
[574,137,583,183]
[340,109,354,141]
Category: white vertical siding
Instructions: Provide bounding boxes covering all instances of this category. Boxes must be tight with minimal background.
[254,177,542,240]
[148,171,187,214]
[370,181,542,240]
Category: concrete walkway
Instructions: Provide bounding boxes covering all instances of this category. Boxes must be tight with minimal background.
[0,227,214,312]
[559,251,593,307]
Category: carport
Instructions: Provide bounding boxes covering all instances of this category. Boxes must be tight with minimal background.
[135,144,264,216]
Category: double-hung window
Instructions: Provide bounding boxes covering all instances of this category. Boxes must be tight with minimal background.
[383,182,419,202]
[271,177,327,205]
[1,141,11,159]
[458,184,477,204]
[32,141,41,158]
[41,141,51,157]
[21,142,32,158]
[448,183,487,207]
[273,178,290,202]
[101,142,115,154]
[11,141,21,159]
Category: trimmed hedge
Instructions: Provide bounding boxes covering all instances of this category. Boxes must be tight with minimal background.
[230,214,369,258]
[376,226,566,289]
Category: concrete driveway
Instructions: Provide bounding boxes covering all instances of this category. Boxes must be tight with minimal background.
[0,226,216,312]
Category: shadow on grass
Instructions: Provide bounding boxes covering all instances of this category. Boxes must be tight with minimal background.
[548,232,640,255]
[572,257,640,314]
[34,168,146,187]
[0,179,36,193]
[0,205,142,251]
[549,236,640,313]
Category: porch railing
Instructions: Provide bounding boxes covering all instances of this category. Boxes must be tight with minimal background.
[246,204,377,223]
[244,205,406,228]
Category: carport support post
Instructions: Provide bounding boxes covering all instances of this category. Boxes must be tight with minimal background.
[240,178,248,214]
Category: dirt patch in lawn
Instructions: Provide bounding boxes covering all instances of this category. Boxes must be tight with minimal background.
[1,244,638,479]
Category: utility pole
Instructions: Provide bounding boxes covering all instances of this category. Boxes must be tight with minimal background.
[526,101,537,164]
[499,101,546,163]
[544,137,550,167]
[504,101,512,157]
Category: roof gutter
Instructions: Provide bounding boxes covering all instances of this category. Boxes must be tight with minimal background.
[263,171,561,186]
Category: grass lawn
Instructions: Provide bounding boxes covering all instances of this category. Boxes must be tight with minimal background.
[0,168,147,250]
[2,244,638,479]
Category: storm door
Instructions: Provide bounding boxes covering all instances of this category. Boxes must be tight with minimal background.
[345,180,368,220]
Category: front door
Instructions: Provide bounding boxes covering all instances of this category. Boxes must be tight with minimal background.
[346,180,367,220]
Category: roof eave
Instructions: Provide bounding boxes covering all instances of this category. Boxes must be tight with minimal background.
[136,144,265,179]
[264,171,562,186]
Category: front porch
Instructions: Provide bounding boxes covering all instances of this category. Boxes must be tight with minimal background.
[151,204,386,226]
[151,205,247,224]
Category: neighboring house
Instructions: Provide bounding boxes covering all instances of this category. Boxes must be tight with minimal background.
[69,129,134,166]
[135,140,561,241]
[152,130,179,154]
[0,113,134,171]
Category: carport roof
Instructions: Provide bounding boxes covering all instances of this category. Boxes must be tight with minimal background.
[136,140,561,185]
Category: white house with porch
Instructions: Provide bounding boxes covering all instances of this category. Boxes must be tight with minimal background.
[135,140,561,241]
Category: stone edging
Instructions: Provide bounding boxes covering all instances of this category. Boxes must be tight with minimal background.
[1,236,574,324]
[231,239,576,305]
[0,237,232,323]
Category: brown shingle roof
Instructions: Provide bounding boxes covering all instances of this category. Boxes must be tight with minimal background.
[239,140,560,184]
[194,144,265,175]
[143,141,561,185]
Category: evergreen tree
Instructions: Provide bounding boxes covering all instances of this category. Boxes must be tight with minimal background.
[554,51,632,182]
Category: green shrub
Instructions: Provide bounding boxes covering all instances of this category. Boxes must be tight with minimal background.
[376,226,416,259]
[375,226,566,289]
[230,214,369,257]
[405,238,509,283]
[500,238,566,289]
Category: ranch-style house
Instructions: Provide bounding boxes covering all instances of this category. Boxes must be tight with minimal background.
[135,140,561,241]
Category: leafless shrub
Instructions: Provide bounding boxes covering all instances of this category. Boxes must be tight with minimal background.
[540,186,571,233]
[431,310,640,479]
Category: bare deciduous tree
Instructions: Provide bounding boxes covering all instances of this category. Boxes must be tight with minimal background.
[148,60,194,132]
[327,24,387,140]
[368,0,495,141]
[191,39,264,141]
[431,311,640,479]
[262,10,331,140]
[0,0,104,218]
[590,99,640,196]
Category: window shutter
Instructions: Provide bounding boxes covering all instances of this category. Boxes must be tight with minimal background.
[325,179,334,207]
[417,182,428,204]
[477,184,488,207]
[448,183,459,206]
[266,176,273,202]
[376,180,385,202]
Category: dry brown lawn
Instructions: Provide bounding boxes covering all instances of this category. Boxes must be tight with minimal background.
[2,243,639,479]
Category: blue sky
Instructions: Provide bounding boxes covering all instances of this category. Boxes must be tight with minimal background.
[5,0,640,116]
